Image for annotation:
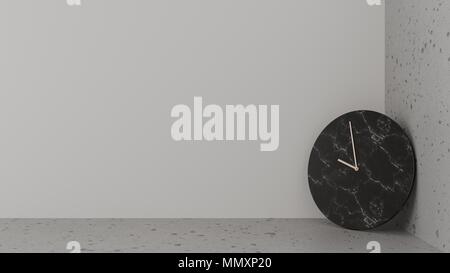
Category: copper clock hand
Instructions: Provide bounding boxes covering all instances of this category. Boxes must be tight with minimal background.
[349,121,359,171]
[338,159,358,171]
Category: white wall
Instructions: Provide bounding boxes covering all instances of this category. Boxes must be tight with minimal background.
[0,0,384,218]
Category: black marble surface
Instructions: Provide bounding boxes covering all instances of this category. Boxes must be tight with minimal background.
[308,111,415,230]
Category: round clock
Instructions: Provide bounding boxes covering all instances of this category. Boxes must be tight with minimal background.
[308,110,415,230]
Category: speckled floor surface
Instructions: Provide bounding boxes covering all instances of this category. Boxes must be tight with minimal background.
[0,219,440,253]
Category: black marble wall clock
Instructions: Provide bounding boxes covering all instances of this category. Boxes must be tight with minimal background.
[308,111,415,230]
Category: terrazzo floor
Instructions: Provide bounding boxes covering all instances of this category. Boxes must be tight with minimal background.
[0,219,440,253]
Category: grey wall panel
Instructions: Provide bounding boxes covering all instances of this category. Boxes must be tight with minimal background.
[0,0,384,217]
[386,0,450,252]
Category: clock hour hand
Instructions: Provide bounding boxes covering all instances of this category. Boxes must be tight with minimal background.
[337,159,358,171]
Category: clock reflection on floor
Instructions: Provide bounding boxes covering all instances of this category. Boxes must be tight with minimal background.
[308,111,415,230]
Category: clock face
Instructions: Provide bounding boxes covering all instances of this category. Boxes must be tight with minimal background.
[308,111,415,230]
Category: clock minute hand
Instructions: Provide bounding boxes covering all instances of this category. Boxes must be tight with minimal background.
[349,121,359,171]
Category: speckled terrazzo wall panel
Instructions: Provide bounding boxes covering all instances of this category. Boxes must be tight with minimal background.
[386,0,450,252]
